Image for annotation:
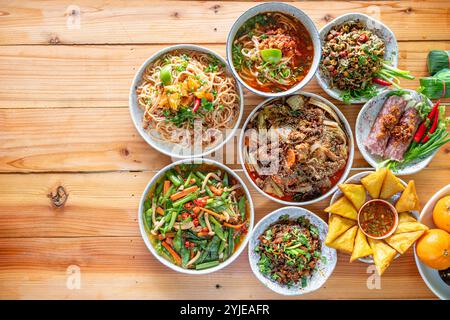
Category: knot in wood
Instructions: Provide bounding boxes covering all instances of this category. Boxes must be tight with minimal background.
[48,186,68,208]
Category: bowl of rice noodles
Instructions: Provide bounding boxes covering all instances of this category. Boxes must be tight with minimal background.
[129,44,244,158]
[226,2,321,98]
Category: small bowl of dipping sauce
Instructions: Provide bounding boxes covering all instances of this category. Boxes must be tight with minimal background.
[358,199,398,240]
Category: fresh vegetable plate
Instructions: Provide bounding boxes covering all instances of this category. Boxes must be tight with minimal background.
[356,89,435,175]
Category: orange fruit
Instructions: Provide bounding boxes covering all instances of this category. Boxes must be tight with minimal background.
[433,195,450,232]
[416,229,450,270]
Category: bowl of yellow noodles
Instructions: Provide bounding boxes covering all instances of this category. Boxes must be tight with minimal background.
[129,44,244,158]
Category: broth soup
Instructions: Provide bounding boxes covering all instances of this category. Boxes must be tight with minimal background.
[232,12,314,93]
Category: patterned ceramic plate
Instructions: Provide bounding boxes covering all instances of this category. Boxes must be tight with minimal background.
[248,206,337,296]
[414,184,450,300]
[328,171,419,263]
[315,13,398,104]
[355,89,434,175]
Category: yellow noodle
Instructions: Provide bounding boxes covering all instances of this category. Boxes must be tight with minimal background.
[136,50,239,149]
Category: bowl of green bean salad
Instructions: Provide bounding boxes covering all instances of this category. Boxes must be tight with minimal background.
[139,158,254,274]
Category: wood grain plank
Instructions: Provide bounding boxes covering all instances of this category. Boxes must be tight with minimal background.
[1,106,449,172]
[0,235,435,299]
[0,1,448,45]
[1,0,448,301]
[1,169,448,238]
[1,41,449,109]
[0,107,157,172]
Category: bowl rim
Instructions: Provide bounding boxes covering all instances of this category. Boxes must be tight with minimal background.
[138,158,255,275]
[355,88,434,175]
[225,2,321,98]
[414,183,450,300]
[129,44,245,159]
[238,91,355,206]
[315,12,399,104]
[248,206,337,296]
[357,199,399,240]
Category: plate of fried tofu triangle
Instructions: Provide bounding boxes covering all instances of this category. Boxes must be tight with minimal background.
[324,168,429,275]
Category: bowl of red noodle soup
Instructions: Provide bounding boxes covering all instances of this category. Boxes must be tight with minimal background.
[226,2,321,97]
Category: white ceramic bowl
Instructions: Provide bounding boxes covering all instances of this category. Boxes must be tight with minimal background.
[226,2,321,98]
[129,44,244,158]
[138,158,254,274]
[248,206,337,296]
[355,89,434,175]
[414,184,450,300]
[329,171,412,263]
[239,91,354,206]
[316,13,398,104]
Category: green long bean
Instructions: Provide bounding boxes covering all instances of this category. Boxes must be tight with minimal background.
[195,260,219,270]
[166,170,182,186]
[160,185,175,205]
[172,192,198,207]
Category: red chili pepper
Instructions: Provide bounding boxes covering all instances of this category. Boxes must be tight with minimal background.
[339,50,348,58]
[201,227,209,233]
[422,106,441,143]
[181,212,189,220]
[358,34,368,43]
[193,218,199,227]
[414,99,441,143]
[193,198,207,207]
[184,241,190,248]
[192,98,201,112]
[372,77,391,86]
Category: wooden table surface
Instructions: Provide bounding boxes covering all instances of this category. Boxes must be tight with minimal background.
[0,0,449,300]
